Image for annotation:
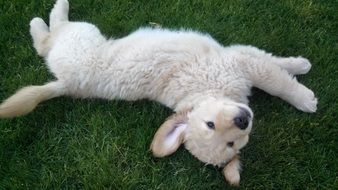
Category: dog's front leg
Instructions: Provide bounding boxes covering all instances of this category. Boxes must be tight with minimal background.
[244,58,317,113]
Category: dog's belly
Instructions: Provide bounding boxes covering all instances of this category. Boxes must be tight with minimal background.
[45,26,251,105]
[46,23,111,98]
[47,49,159,100]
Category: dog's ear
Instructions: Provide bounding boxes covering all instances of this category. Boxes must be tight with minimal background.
[150,110,191,157]
[223,155,241,186]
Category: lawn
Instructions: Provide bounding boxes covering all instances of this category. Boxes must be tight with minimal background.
[0,0,337,189]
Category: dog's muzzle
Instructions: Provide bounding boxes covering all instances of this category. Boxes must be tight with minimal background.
[234,107,252,130]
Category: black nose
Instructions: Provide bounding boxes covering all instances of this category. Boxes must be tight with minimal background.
[234,107,251,130]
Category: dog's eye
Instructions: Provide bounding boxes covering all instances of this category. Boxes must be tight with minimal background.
[227,141,234,147]
[206,121,215,129]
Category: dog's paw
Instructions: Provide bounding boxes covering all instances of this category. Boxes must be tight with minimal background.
[30,17,48,35]
[292,84,317,113]
[288,57,312,75]
[30,17,45,28]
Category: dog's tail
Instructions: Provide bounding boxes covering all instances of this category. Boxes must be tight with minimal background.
[49,0,69,30]
[0,81,65,118]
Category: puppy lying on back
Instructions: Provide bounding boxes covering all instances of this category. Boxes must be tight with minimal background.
[0,0,317,185]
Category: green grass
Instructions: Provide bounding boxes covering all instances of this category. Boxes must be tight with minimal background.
[0,0,337,189]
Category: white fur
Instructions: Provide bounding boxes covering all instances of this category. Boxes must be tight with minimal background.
[34,24,317,112]
[0,0,318,185]
[23,0,317,114]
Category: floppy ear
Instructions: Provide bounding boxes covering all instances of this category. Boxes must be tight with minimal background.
[223,155,241,186]
[150,110,190,157]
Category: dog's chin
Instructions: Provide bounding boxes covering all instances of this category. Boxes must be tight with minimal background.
[184,131,251,166]
[184,140,237,166]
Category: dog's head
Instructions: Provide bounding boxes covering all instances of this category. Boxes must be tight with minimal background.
[151,98,253,181]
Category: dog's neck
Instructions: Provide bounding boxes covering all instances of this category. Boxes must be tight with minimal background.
[174,91,239,112]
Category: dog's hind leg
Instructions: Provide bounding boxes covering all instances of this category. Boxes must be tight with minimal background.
[30,0,70,57]
[0,81,66,118]
[49,0,69,31]
[30,17,50,57]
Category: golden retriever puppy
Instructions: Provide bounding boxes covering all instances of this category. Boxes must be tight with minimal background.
[0,0,317,185]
